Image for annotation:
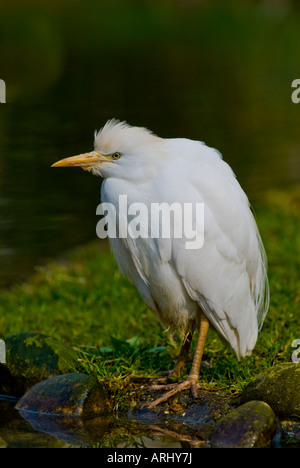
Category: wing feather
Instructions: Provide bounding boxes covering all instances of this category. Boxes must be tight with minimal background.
[162,139,269,358]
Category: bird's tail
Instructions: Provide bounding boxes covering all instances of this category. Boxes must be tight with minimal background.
[254,228,270,332]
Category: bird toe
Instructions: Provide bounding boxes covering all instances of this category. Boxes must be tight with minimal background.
[142,379,198,410]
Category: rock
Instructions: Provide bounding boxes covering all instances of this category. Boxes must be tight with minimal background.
[16,373,112,418]
[0,333,80,396]
[210,400,277,448]
[280,421,300,448]
[241,363,300,419]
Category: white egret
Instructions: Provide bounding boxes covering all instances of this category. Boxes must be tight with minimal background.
[52,120,269,408]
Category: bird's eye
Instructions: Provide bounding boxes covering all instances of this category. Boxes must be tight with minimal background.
[111,152,121,160]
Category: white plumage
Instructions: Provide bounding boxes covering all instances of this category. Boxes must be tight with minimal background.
[53,119,269,406]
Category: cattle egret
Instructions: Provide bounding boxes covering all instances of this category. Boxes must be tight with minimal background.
[52,120,269,408]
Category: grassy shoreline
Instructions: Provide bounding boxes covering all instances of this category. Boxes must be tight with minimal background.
[0,188,299,395]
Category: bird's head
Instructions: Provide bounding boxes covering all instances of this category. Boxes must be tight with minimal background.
[52,119,168,182]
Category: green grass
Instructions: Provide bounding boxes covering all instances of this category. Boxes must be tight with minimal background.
[0,187,299,396]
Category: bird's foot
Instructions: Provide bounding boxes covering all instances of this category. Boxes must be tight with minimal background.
[143,377,200,409]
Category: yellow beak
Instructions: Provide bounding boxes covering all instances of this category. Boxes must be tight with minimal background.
[52,151,110,168]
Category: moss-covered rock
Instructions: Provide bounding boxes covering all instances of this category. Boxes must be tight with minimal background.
[210,400,277,448]
[16,373,112,418]
[0,333,80,396]
[241,363,300,419]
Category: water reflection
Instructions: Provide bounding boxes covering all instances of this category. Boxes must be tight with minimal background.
[0,400,63,448]
[0,399,185,448]
[0,106,102,287]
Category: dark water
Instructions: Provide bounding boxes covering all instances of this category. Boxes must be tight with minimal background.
[1,398,198,448]
[0,399,180,448]
[1,1,300,288]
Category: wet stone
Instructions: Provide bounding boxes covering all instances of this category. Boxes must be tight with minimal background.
[280,421,300,448]
[16,373,112,418]
[210,400,277,448]
[241,363,300,419]
[0,333,80,396]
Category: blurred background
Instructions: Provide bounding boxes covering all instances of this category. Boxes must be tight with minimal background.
[0,0,300,288]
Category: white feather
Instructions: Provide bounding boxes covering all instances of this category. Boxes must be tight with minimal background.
[97,121,269,359]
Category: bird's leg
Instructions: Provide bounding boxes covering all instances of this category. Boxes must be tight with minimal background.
[186,312,210,398]
[145,312,209,409]
[153,332,193,384]
[170,331,193,378]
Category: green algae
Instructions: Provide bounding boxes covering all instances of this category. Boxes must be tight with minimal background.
[0,333,80,396]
